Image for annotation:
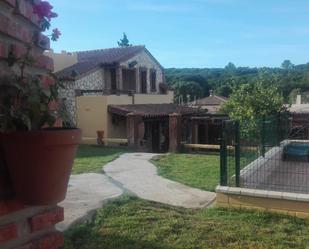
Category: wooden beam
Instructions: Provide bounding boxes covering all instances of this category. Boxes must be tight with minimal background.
[183,143,257,151]
[102,138,128,143]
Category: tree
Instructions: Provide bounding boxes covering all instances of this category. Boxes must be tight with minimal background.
[216,85,232,97]
[174,81,203,103]
[220,81,288,138]
[117,33,132,47]
[281,60,294,70]
[182,74,210,96]
[225,62,237,73]
[221,81,287,122]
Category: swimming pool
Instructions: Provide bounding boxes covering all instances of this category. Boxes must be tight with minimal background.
[283,141,309,162]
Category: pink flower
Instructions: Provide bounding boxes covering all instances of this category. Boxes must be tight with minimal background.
[33,1,57,21]
[51,28,61,41]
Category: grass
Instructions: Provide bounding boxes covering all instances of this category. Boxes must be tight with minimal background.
[72,145,128,174]
[152,153,220,192]
[63,196,309,249]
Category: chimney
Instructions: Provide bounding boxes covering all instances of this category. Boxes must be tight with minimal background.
[209,90,214,97]
[296,95,302,105]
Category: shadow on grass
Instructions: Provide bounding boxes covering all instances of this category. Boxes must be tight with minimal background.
[65,231,167,249]
[63,196,309,249]
[75,145,131,159]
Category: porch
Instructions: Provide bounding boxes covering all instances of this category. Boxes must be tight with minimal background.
[100,64,165,95]
[108,104,203,153]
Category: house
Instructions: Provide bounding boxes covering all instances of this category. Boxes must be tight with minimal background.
[51,46,170,125]
[188,90,228,114]
[50,46,206,152]
[186,91,229,145]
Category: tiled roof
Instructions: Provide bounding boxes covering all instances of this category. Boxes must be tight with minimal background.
[195,95,228,106]
[289,104,309,114]
[108,104,205,118]
[56,61,99,80]
[56,46,146,80]
[77,45,145,63]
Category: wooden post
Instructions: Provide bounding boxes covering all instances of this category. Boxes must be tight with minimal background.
[126,113,143,150]
[169,113,181,152]
[191,121,198,144]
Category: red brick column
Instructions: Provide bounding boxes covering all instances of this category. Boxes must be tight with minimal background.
[127,113,135,148]
[0,1,64,249]
[169,113,181,152]
[127,113,144,150]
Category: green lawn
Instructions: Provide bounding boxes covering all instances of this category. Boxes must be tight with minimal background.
[152,153,220,192]
[63,196,309,249]
[72,145,128,174]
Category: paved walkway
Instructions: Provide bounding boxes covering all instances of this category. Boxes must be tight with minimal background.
[104,153,216,208]
[57,173,123,231]
[58,153,216,231]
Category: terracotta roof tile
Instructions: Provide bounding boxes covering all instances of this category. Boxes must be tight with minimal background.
[56,46,145,80]
[76,45,145,63]
[56,61,99,80]
[108,104,205,117]
[194,95,228,106]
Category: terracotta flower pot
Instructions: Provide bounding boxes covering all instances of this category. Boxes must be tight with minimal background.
[1,129,82,205]
[0,132,4,165]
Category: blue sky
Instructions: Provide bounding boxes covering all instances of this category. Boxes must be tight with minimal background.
[48,0,309,68]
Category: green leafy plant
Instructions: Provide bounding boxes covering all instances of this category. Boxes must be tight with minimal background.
[220,80,289,139]
[0,1,65,132]
[0,48,67,131]
[0,74,66,132]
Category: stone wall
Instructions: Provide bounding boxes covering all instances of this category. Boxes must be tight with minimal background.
[0,1,64,249]
[60,69,105,125]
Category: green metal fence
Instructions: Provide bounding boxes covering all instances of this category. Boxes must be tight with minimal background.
[220,114,309,194]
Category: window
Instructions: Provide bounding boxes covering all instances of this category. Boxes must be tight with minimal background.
[150,70,156,92]
[140,69,147,93]
[122,69,136,92]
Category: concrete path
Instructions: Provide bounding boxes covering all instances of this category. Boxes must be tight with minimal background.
[104,153,216,209]
[56,173,123,231]
[58,153,216,231]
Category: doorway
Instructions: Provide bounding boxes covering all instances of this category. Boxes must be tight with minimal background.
[144,119,169,153]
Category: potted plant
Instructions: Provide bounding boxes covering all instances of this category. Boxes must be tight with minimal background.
[0,48,81,205]
[0,1,81,205]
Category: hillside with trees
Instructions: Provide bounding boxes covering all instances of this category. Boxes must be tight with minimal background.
[165,61,309,104]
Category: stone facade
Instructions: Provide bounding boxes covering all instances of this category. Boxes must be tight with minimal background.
[60,69,105,125]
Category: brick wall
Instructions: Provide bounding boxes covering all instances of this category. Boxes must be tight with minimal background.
[0,1,64,248]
